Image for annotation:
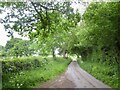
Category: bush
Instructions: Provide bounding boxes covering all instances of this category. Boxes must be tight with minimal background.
[2,56,48,73]
[2,56,71,88]
[77,59,118,89]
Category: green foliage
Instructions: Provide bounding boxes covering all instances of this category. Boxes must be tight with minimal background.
[0,2,81,57]
[0,2,119,89]
[75,2,120,89]
[2,56,71,88]
[0,50,6,58]
[5,38,35,57]
[75,2,120,65]
[5,38,21,51]
[83,2,120,48]
[0,45,4,51]
[2,56,45,73]
[0,2,81,38]
[0,45,6,58]
[77,60,118,89]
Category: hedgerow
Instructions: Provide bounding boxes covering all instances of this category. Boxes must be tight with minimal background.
[2,56,48,73]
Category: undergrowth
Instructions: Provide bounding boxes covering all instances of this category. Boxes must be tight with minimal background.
[2,56,71,88]
[77,59,118,89]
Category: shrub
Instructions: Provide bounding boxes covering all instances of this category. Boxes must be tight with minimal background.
[2,56,48,73]
[2,56,71,88]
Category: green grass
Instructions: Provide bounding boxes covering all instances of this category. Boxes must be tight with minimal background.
[0,62,2,90]
[77,59,118,89]
[0,78,1,89]
[2,57,71,88]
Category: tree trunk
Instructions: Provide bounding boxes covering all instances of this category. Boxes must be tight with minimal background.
[63,50,67,59]
[52,48,55,58]
[76,53,79,58]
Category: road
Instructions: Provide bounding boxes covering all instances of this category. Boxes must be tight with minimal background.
[40,61,113,89]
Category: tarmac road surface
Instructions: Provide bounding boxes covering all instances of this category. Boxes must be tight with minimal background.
[40,61,113,89]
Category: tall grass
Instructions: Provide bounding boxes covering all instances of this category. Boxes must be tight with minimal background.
[77,59,118,89]
[2,56,71,88]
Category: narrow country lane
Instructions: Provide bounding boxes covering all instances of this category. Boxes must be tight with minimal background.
[40,61,113,89]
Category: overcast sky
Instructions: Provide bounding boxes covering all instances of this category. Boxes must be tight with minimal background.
[0,2,87,46]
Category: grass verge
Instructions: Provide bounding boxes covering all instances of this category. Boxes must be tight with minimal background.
[2,56,71,88]
[77,59,118,89]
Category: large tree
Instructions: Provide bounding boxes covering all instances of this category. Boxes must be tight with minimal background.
[0,1,81,57]
[80,2,120,64]
[0,2,80,38]
[5,38,34,57]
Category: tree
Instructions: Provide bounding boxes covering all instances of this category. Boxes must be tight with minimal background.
[5,38,35,57]
[0,45,6,58]
[5,38,21,51]
[0,2,80,38]
[80,2,120,64]
[0,45,4,51]
[0,1,81,58]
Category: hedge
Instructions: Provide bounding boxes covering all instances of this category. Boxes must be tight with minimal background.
[2,56,49,73]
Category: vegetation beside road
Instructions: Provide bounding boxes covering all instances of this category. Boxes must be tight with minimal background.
[2,56,71,88]
[77,58,118,89]
[0,1,119,89]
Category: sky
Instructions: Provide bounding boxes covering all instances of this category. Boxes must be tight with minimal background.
[0,2,87,46]
[0,23,10,46]
[0,23,29,46]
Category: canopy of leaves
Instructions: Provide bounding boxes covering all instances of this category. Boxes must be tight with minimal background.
[0,2,81,38]
[0,1,82,57]
[83,2,120,48]
[78,2,120,65]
